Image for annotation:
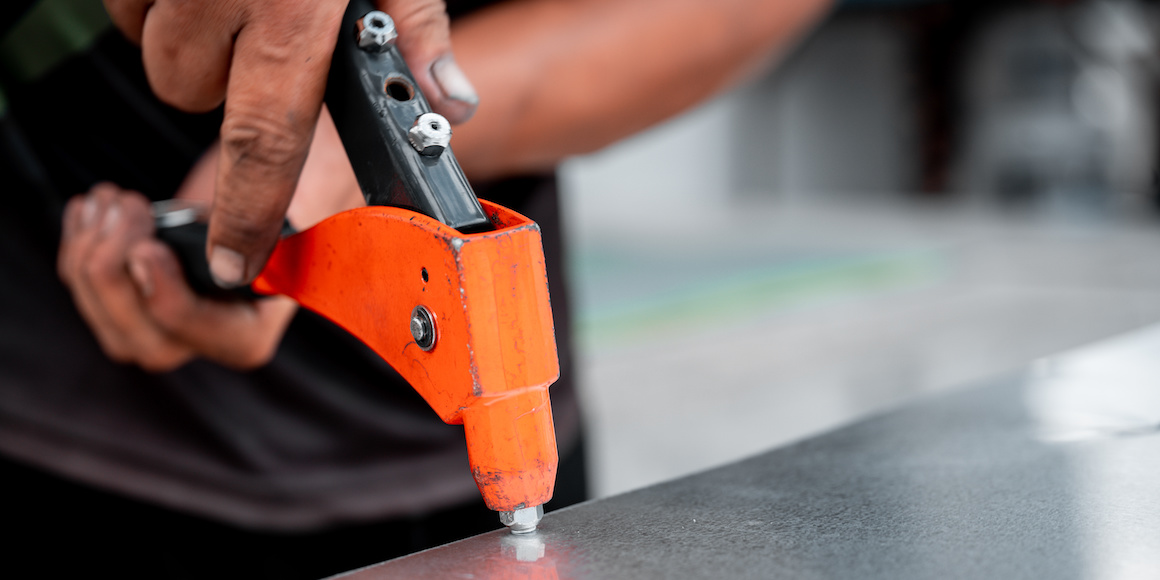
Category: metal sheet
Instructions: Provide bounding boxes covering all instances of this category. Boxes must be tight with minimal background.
[336,326,1160,579]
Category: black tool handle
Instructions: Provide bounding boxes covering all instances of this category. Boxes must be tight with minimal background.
[152,200,295,299]
[327,0,491,233]
[155,221,260,300]
[155,0,491,298]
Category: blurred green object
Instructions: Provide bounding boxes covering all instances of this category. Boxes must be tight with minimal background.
[575,246,944,348]
[0,0,110,83]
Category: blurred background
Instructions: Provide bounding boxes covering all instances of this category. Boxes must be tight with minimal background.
[557,0,1160,497]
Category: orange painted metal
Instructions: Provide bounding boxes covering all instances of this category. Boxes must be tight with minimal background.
[251,199,560,512]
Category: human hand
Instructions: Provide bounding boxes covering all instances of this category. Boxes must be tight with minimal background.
[57,184,297,371]
[57,108,364,372]
[103,0,478,287]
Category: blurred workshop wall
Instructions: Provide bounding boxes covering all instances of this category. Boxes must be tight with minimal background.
[954,1,1160,211]
[730,10,921,199]
[561,7,926,236]
[565,0,1160,220]
[559,0,1160,497]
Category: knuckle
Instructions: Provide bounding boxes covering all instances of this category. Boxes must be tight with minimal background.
[81,254,123,287]
[142,49,187,104]
[150,75,224,113]
[382,1,450,58]
[415,9,450,35]
[213,202,278,252]
[138,17,227,112]
[119,189,150,210]
[220,110,308,175]
[119,194,157,237]
[394,1,450,30]
[90,182,121,205]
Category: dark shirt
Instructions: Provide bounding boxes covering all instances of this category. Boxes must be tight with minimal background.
[0,0,579,530]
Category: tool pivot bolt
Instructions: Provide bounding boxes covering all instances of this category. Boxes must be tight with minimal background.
[409,113,452,156]
[410,306,436,351]
[357,11,397,52]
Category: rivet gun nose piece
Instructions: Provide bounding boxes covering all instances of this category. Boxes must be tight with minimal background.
[499,505,544,534]
[409,113,452,156]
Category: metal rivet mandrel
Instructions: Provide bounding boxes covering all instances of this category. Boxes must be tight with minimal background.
[357,11,397,52]
[409,113,452,156]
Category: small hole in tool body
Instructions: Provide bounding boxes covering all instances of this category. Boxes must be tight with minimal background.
[421,268,429,283]
[386,78,414,101]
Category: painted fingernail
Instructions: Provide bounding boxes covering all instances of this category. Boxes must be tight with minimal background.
[81,196,98,228]
[209,246,246,288]
[431,55,479,120]
[128,255,153,298]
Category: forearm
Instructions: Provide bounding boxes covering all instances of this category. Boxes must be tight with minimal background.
[450,0,835,180]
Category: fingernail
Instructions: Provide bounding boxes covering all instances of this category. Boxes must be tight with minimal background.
[81,196,98,228]
[209,246,246,288]
[128,256,153,298]
[101,202,121,235]
[431,55,479,119]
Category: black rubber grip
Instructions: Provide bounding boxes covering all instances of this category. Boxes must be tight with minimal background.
[155,222,261,300]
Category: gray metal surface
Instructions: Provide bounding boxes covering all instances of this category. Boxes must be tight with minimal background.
[337,326,1160,579]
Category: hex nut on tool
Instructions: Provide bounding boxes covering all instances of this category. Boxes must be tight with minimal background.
[500,505,544,534]
[357,11,397,52]
[409,113,452,156]
[410,306,436,351]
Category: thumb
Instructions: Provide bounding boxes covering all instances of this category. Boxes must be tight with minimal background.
[379,0,478,123]
[206,3,341,287]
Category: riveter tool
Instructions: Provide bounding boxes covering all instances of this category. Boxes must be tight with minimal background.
[157,0,559,534]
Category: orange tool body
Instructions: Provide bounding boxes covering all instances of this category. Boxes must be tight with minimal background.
[250,201,560,514]
[260,0,562,531]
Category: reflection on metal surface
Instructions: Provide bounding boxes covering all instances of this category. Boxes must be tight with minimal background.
[1025,326,1160,443]
[340,322,1160,579]
[501,533,546,563]
[1024,326,1160,580]
[1026,372,1160,442]
[335,527,565,579]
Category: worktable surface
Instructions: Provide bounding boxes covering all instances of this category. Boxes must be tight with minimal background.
[336,324,1160,579]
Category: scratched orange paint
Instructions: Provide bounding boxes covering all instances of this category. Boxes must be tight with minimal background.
[253,200,560,511]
